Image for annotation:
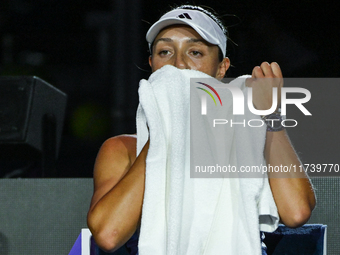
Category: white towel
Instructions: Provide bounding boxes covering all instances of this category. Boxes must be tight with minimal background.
[136,65,279,255]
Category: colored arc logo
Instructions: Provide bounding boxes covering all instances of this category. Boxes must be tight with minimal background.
[196,82,223,106]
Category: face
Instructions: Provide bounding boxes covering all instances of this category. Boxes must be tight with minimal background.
[149,25,230,80]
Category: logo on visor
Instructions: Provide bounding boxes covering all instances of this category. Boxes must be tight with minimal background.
[177,13,192,19]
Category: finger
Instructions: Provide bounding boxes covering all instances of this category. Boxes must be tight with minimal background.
[270,62,283,78]
[271,62,284,92]
[260,62,274,77]
[252,66,264,78]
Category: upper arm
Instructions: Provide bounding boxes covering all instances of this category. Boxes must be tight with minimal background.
[89,135,136,211]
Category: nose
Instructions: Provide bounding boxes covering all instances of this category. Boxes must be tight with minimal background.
[174,53,189,69]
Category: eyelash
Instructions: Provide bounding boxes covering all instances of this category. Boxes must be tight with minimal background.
[156,49,203,57]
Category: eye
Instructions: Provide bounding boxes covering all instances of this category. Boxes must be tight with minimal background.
[158,50,171,56]
[191,51,202,57]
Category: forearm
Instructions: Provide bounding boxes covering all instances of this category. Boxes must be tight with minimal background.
[265,130,316,227]
[87,141,148,252]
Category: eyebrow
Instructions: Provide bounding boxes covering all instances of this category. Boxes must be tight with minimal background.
[186,38,206,44]
[153,37,207,47]
[153,38,173,46]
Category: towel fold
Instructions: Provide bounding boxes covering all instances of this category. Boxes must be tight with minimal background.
[136,65,279,255]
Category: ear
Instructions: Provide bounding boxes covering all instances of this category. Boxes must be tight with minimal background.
[148,55,152,68]
[216,57,230,80]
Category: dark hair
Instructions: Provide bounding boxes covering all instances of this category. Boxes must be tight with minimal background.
[150,4,227,62]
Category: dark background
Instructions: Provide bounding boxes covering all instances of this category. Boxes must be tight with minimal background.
[0,0,339,177]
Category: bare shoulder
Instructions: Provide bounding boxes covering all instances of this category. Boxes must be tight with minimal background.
[98,134,137,163]
[92,134,137,192]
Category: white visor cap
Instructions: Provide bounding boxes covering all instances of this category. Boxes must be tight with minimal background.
[146,9,227,57]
